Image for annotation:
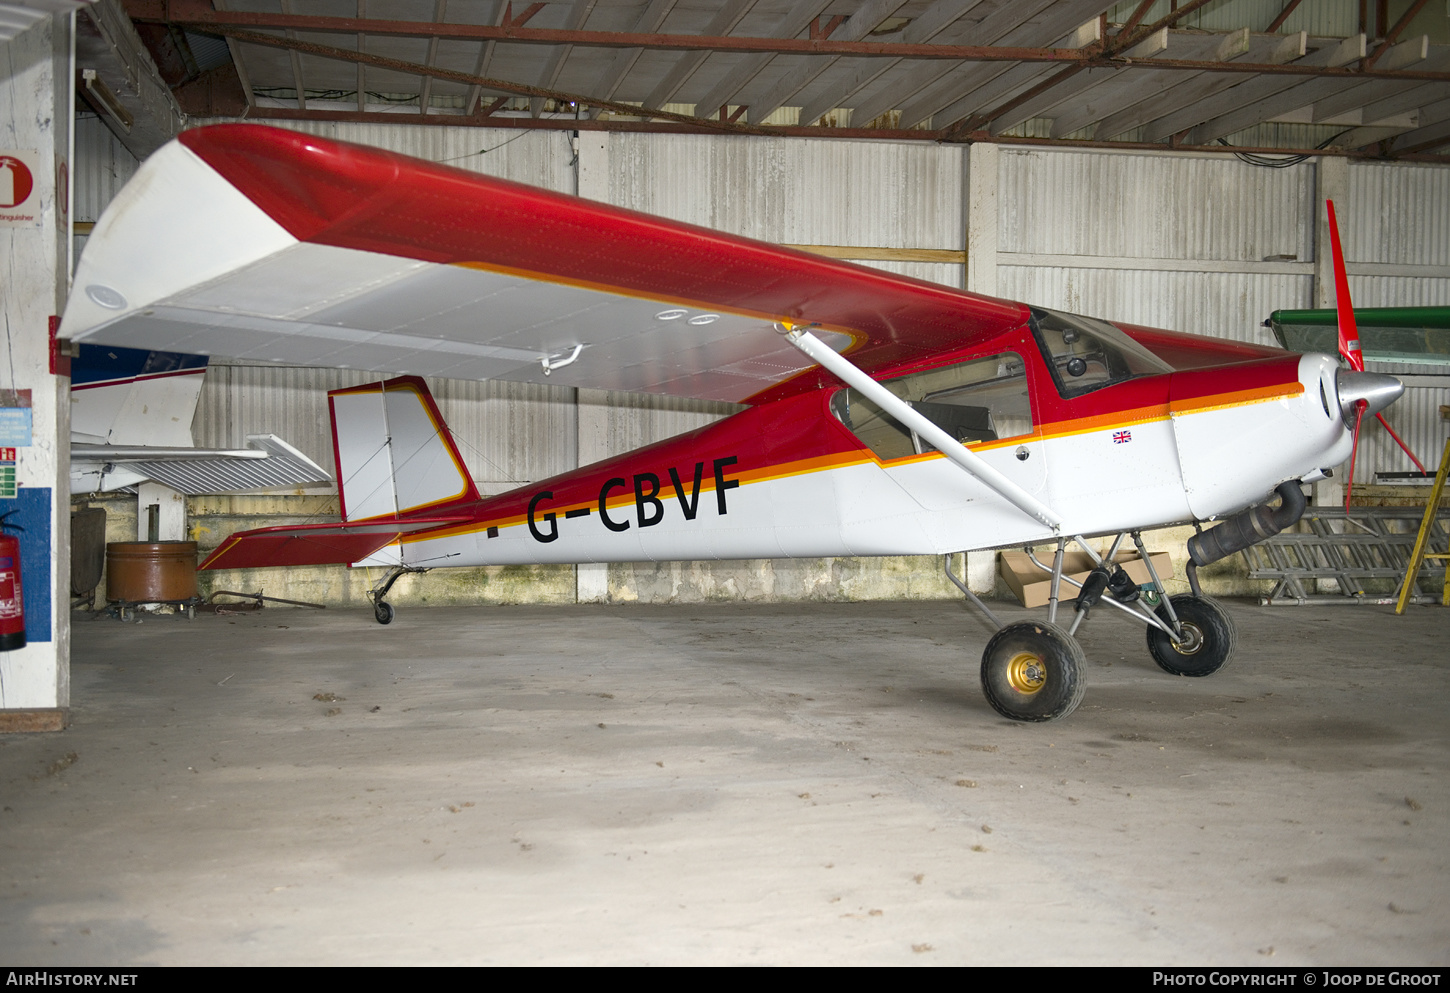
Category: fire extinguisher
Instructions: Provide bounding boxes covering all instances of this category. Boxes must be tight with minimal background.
[0,510,25,652]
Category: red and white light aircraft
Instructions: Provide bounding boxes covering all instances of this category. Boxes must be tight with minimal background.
[60,125,1406,722]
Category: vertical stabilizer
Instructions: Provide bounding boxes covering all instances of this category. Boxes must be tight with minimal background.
[329,377,480,522]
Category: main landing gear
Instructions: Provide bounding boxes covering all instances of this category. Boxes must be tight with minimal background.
[367,565,430,625]
[946,530,1236,723]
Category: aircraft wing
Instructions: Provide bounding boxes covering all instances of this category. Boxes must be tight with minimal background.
[200,516,472,570]
[60,124,1028,405]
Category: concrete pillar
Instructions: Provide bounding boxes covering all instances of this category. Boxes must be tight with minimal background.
[574,388,610,602]
[0,14,72,729]
[135,482,186,541]
[573,133,612,601]
[965,142,1000,298]
[1313,155,1350,310]
[964,141,1000,594]
[574,130,609,202]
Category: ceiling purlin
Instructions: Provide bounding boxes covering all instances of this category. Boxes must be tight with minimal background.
[1265,0,1306,35]
[791,0,983,128]
[464,1,520,116]
[982,27,1222,137]
[638,0,757,112]
[528,0,597,117]
[120,0,1450,158]
[843,0,1061,131]
[1363,0,1432,70]
[584,0,679,120]
[743,0,909,126]
[1046,28,1248,139]
[1087,31,1306,141]
[211,25,771,136]
[1184,34,1367,145]
[118,4,1450,83]
[279,0,305,111]
[1393,102,1450,154]
[1139,34,1352,143]
[356,0,364,113]
[894,0,1117,134]
[210,0,253,109]
[685,0,834,123]
[1104,0,1219,56]
[417,0,447,115]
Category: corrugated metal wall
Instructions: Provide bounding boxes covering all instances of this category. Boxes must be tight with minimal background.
[606,133,965,288]
[997,146,1315,347]
[192,118,576,191]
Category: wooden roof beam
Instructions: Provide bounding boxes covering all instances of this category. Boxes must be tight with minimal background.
[686,0,834,124]
[1185,35,1369,145]
[790,0,981,127]
[1090,31,1303,140]
[740,0,908,125]
[890,0,1119,132]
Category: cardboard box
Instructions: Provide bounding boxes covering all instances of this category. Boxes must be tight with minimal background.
[998,548,1175,609]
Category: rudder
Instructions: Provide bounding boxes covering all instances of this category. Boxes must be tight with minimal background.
[329,376,480,522]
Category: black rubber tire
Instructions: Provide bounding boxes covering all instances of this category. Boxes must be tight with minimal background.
[980,621,1087,723]
[1146,594,1235,677]
[374,600,394,625]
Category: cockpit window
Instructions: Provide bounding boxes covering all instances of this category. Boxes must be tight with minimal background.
[1030,308,1172,398]
[831,352,1032,462]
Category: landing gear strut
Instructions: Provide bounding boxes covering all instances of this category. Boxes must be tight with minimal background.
[946,529,1236,723]
[368,565,429,625]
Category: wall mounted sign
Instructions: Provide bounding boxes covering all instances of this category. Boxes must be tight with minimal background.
[0,151,42,229]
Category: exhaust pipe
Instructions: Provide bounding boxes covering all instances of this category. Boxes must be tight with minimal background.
[1187,481,1307,567]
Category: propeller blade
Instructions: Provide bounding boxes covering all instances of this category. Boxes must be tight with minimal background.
[1326,200,1364,372]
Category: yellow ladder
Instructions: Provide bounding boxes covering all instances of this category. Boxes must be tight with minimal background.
[1396,414,1450,613]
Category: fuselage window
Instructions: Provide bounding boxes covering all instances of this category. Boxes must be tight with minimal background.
[831,351,1033,462]
[1030,308,1172,399]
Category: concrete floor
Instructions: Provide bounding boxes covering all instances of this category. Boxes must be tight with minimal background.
[0,597,1446,965]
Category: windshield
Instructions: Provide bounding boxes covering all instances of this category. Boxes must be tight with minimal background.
[1030,308,1172,398]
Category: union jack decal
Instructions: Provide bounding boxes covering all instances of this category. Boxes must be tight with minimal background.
[1113,430,1132,444]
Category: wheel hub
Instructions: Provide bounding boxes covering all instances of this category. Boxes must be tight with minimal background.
[1171,621,1204,655]
[1006,652,1047,694]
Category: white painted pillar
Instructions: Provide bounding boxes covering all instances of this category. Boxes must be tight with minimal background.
[964,142,1000,593]
[574,388,610,602]
[965,142,1000,298]
[574,133,611,601]
[575,131,609,202]
[0,14,72,729]
[135,482,186,541]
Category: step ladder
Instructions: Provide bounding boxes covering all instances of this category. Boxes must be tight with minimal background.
[1396,430,1450,612]
[1240,506,1449,605]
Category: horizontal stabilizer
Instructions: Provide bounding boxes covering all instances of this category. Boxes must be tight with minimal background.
[200,516,469,571]
[71,434,332,496]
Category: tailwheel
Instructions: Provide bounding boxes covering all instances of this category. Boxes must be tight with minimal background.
[980,622,1086,723]
[374,600,394,625]
[1146,594,1235,677]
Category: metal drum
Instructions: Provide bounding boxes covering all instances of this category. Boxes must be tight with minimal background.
[105,541,198,603]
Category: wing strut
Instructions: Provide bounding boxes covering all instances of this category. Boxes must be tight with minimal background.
[779,324,1062,531]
